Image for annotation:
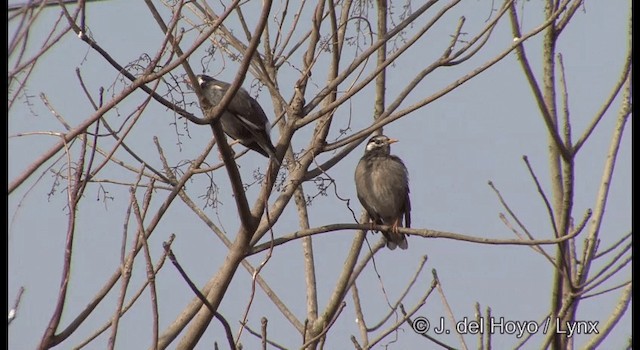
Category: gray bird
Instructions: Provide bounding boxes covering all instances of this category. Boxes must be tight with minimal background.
[196,74,278,160]
[354,135,411,250]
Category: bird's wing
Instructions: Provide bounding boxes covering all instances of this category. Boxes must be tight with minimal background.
[404,190,411,228]
[235,113,268,133]
[226,89,269,126]
[388,155,411,228]
[216,86,276,159]
[402,159,411,228]
[355,159,382,224]
[229,89,273,134]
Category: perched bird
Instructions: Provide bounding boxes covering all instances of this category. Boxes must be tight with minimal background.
[354,135,411,250]
[196,74,278,160]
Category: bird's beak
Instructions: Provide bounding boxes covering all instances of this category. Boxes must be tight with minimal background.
[387,138,399,144]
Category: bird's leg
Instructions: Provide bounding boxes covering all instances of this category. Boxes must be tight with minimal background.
[391,218,400,236]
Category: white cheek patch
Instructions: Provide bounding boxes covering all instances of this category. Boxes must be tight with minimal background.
[366,142,376,152]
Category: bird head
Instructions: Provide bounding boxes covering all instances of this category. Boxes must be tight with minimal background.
[195,74,235,109]
[196,74,212,88]
[365,135,398,155]
[196,74,228,90]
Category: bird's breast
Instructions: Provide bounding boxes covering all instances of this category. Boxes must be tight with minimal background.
[359,159,407,208]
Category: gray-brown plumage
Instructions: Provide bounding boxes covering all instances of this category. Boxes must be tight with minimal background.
[196,74,277,160]
[354,135,411,250]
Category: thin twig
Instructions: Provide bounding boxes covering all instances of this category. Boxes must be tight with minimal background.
[581,280,631,300]
[346,239,385,290]
[350,335,363,350]
[38,134,81,349]
[235,223,276,346]
[351,283,368,347]
[498,212,556,266]
[366,255,429,332]
[433,269,468,350]
[50,133,215,347]
[163,243,236,350]
[108,167,146,350]
[508,1,573,161]
[75,67,171,184]
[513,315,553,349]
[399,304,457,350]
[261,317,268,350]
[8,287,25,325]
[250,221,587,256]
[72,235,175,350]
[475,302,483,350]
[581,283,632,350]
[241,320,288,350]
[130,181,159,349]
[369,274,441,349]
[299,302,347,349]
[557,53,572,148]
[484,306,492,350]
[593,232,632,259]
[238,258,305,332]
[576,73,632,287]
[522,156,560,238]
[572,3,632,154]
[578,256,632,296]
[8,0,219,194]
[489,180,555,264]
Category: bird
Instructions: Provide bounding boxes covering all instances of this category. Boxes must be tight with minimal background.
[354,135,411,250]
[196,74,278,161]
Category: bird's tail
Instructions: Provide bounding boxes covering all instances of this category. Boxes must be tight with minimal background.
[382,230,408,250]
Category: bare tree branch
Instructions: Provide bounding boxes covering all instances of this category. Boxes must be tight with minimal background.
[581,283,632,350]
